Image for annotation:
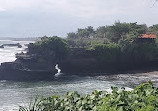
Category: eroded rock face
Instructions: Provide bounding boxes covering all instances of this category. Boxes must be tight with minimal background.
[0,69,54,81]
[0,47,96,80]
[0,62,24,71]
[0,61,57,81]
[0,47,112,80]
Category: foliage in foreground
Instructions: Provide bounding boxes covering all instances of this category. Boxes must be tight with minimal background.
[19,81,158,111]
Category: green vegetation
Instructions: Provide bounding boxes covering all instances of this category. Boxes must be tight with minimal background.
[66,22,158,66]
[19,22,158,110]
[28,36,70,62]
[67,22,148,42]
[19,82,158,111]
[27,22,158,70]
[92,43,120,63]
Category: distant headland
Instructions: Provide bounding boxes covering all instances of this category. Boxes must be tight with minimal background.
[1,22,158,81]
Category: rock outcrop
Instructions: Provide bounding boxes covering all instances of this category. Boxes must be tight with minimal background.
[1,46,157,81]
[0,43,22,48]
[0,61,57,81]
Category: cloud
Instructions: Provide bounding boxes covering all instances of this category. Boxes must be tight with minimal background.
[0,0,158,37]
[0,7,6,12]
[0,0,156,18]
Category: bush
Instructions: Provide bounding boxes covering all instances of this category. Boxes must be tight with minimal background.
[19,82,158,111]
[92,43,120,63]
[28,36,70,61]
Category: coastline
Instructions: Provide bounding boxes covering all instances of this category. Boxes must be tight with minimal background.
[1,37,158,81]
[0,60,158,81]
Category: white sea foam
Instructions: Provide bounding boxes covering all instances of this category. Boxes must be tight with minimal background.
[0,104,19,111]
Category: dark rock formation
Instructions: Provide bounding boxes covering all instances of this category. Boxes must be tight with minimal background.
[0,50,58,81]
[0,47,98,80]
[0,62,56,81]
[0,47,120,80]
[0,43,22,48]
[0,68,54,81]
[1,46,158,81]
[0,45,4,48]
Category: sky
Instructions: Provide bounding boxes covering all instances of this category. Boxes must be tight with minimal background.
[0,0,158,38]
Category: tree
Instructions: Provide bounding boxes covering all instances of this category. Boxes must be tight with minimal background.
[96,26,107,38]
[105,22,131,43]
[86,26,95,38]
[149,24,158,33]
[76,26,95,38]
[28,36,70,61]
[67,32,77,39]
[86,26,95,34]
[77,28,89,38]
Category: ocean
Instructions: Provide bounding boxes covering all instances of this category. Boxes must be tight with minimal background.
[0,40,34,64]
[0,39,158,111]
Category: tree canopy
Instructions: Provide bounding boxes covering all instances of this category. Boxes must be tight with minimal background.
[28,36,70,61]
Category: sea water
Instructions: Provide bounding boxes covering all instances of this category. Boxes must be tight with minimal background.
[0,40,34,64]
[0,39,158,111]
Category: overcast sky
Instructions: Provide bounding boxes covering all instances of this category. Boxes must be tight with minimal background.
[0,0,158,38]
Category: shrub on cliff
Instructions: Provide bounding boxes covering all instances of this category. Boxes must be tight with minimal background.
[92,43,120,63]
[119,40,158,64]
[28,36,70,61]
